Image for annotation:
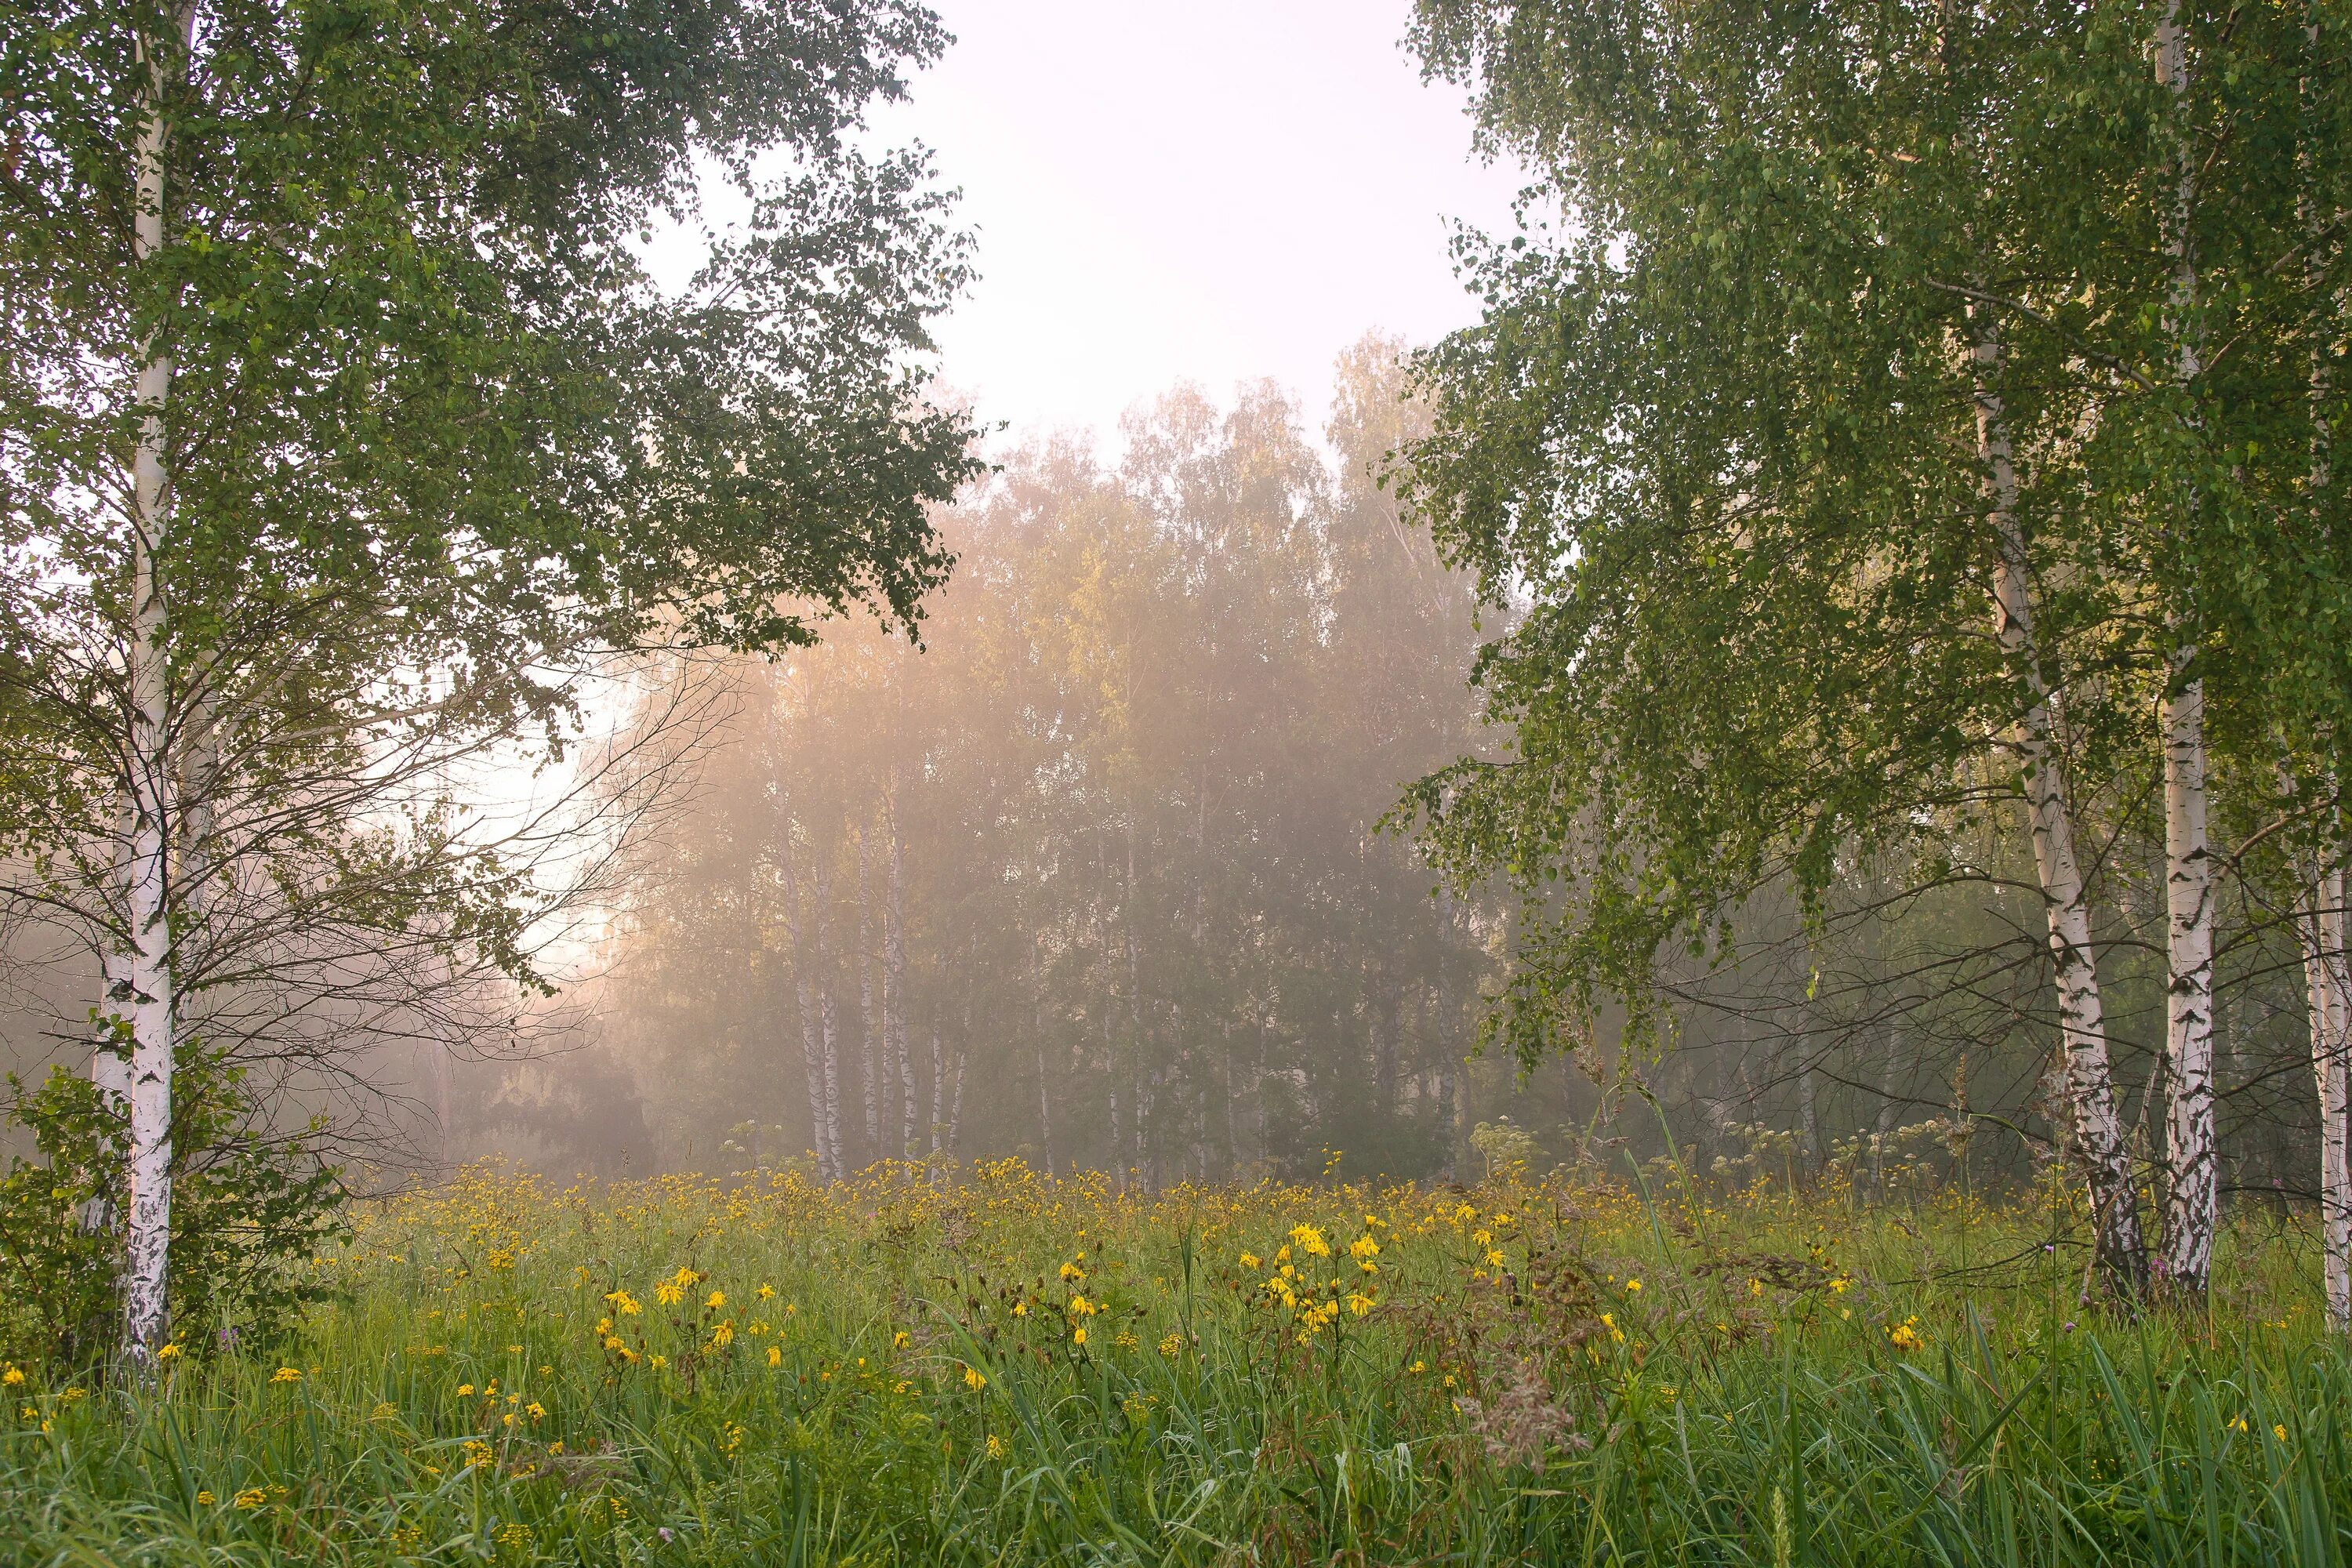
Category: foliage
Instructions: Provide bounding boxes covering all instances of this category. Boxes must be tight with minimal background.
[0,1160,2346,1563]
[0,0,983,1181]
[1396,0,2352,1054]
[0,1042,346,1370]
[1469,1115,1539,1178]
[586,349,1499,1186]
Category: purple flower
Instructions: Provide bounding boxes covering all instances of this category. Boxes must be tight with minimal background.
[657,1527,673,1544]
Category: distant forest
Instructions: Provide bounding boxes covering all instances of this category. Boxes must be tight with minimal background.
[441,340,2327,1202]
[473,339,1501,1182]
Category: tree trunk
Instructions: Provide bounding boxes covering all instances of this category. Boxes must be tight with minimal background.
[946,1051,967,1158]
[121,2,198,1370]
[2154,0,2217,1299]
[888,815,913,1163]
[854,826,880,1160]
[2160,673,2216,1294]
[2296,2,2345,1333]
[929,1029,946,1155]
[775,833,835,1181]
[1034,1006,1054,1177]
[1976,315,2148,1298]
[2298,864,2351,1330]
[811,857,845,1179]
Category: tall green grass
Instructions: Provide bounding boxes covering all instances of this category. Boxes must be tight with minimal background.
[2,1160,2343,1566]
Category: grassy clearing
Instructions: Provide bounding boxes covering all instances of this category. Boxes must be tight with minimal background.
[2,1159,2347,1566]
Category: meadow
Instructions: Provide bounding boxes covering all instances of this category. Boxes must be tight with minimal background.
[3,1156,2347,1567]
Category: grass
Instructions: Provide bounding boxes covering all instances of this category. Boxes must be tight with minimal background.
[2,1156,2347,1566]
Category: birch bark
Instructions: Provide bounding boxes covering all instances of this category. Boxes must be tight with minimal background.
[2160,673,2216,1292]
[2292,0,2347,1332]
[2154,0,2218,1298]
[854,827,879,1157]
[811,856,844,1178]
[122,0,199,1368]
[775,837,834,1181]
[887,815,913,1162]
[2297,866,2352,1330]
[1975,318,2148,1296]
[928,1029,945,1155]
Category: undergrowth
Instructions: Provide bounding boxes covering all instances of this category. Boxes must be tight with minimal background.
[2,1157,2345,1566]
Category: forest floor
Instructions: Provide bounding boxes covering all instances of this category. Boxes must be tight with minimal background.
[4,1159,2347,1565]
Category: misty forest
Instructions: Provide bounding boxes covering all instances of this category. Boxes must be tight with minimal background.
[2,0,2350,1563]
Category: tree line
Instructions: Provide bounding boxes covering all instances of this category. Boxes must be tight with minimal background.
[525,345,1504,1186]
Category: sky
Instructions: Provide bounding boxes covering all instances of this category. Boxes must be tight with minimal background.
[860,0,1527,447]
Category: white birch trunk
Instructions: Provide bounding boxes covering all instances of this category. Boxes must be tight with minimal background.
[2154,0,2218,1298]
[2160,674,2216,1292]
[775,836,834,1181]
[811,857,845,1179]
[887,818,913,1162]
[2297,2,2346,1333]
[854,827,879,1158]
[2297,866,2352,1330]
[946,1051,965,1159]
[928,1029,946,1155]
[121,2,197,1369]
[1034,1032,1054,1177]
[1976,318,2148,1296]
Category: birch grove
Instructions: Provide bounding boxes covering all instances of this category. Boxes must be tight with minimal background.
[1404,0,2352,1310]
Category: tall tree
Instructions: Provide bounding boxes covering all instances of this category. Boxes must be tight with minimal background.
[1402,0,2350,1301]
[0,0,978,1363]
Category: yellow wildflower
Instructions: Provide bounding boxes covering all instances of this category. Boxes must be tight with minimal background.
[768,1345,783,1368]
[964,1365,987,1391]
[269,1367,300,1385]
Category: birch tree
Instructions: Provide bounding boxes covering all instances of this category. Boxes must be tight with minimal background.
[1403,0,2350,1301]
[1401,0,2182,1294]
[0,0,978,1364]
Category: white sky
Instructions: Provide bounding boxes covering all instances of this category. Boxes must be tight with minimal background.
[862,0,1526,445]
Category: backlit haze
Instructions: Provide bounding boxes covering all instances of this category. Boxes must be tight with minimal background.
[869,0,1525,443]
